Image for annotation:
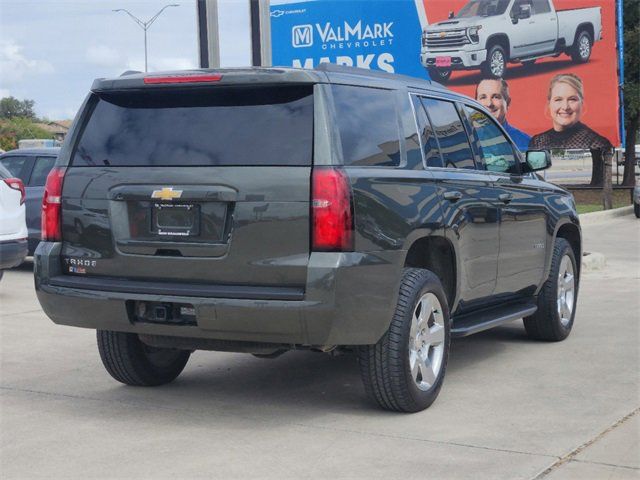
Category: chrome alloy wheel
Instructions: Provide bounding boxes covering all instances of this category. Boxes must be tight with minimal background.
[579,35,591,59]
[490,50,505,77]
[557,255,575,327]
[409,292,446,391]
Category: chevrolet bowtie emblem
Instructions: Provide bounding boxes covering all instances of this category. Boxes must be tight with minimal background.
[151,187,183,201]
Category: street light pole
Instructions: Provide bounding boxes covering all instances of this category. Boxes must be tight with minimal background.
[113,4,179,72]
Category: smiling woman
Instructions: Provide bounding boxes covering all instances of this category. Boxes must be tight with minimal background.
[528,73,612,151]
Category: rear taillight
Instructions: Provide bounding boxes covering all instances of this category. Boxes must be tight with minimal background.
[4,178,25,205]
[311,168,354,251]
[42,167,66,241]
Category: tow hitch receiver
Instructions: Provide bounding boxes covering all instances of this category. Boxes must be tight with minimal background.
[129,301,196,326]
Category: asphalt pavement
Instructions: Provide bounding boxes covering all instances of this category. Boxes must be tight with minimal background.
[1,213,638,479]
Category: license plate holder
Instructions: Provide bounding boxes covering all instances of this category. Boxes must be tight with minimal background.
[435,56,452,67]
[151,203,200,237]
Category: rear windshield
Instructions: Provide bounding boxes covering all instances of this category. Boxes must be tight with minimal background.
[71,86,314,167]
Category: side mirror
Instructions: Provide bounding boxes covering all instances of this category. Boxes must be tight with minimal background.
[448,10,454,19]
[525,150,552,171]
[519,4,531,19]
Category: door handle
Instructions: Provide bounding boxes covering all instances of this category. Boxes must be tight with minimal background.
[444,191,463,202]
[499,193,513,204]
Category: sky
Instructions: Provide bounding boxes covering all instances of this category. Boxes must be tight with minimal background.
[0,0,252,120]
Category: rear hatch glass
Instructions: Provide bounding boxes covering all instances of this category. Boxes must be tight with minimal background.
[72,86,313,167]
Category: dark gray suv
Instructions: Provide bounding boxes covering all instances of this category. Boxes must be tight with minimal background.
[35,66,581,412]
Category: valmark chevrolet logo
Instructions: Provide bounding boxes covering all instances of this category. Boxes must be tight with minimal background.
[151,187,183,201]
[292,20,394,50]
[292,24,313,48]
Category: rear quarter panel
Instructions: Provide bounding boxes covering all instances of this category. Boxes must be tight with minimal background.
[556,7,601,46]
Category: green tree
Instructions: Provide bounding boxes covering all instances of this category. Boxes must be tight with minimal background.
[622,0,639,186]
[0,96,36,120]
[0,117,53,151]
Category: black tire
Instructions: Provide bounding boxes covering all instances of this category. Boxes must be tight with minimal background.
[634,203,640,218]
[427,67,452,84]
[358,268,451,413]
[97,330,190,386]
[571,30,592,63]
[524,238,578,341]
[482,44,507,78]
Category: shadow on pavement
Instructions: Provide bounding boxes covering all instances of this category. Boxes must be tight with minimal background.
[73,324,534,418]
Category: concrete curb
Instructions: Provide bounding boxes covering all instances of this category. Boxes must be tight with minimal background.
[579,205,634,226]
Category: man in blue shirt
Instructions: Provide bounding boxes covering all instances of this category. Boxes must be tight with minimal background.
[475,78,531,152]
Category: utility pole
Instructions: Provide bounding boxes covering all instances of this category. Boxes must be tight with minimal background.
[113,4,179,72]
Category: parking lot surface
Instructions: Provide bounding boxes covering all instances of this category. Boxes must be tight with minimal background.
[1,214,638,479]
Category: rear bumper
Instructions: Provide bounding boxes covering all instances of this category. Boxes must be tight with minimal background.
[0,239,28,270]
[34,242,405,346]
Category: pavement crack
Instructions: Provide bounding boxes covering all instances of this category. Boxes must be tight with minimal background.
[0,385,192,414]
[3,384,635,468]
[4,308,44,316]
[531,407,640,479]
[287,422,557,459]
[0,385,556,460]
[570,459,639,471]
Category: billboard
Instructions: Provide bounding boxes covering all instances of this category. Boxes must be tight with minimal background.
[268,0,622,150]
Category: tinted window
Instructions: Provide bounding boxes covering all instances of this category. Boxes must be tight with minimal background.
[0,164,11,179]
[72,86,313,167]
[410,95,443,168]
[532,0,551,13]
[0,156,29,181]
[398,93,423,170]
[29,156,57,186]
[463,106,518,173]
[422,99,475,169]
[457,0,511,17]
[331,85,401,167]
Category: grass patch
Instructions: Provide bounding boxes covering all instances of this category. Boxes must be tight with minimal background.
[577,202,629,215]
[577,204,603,214]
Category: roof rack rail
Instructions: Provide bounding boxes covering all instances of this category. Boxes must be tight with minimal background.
[120,70,142,77]
[315,63,433,85]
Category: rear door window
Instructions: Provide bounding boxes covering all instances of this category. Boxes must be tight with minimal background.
[410,94,443,168]
[72,86,314,167]
[421,98,476,169]
[0,164,11,179]
[331,85,401,167]
[0,156,30,181]
[29,156,57,186]
[532,0,551,14]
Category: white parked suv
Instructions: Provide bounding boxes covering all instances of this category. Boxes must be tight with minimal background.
[0,164,28,280]
[421,0,602,82]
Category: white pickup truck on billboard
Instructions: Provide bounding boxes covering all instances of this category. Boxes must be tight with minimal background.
[420,0,602,82]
